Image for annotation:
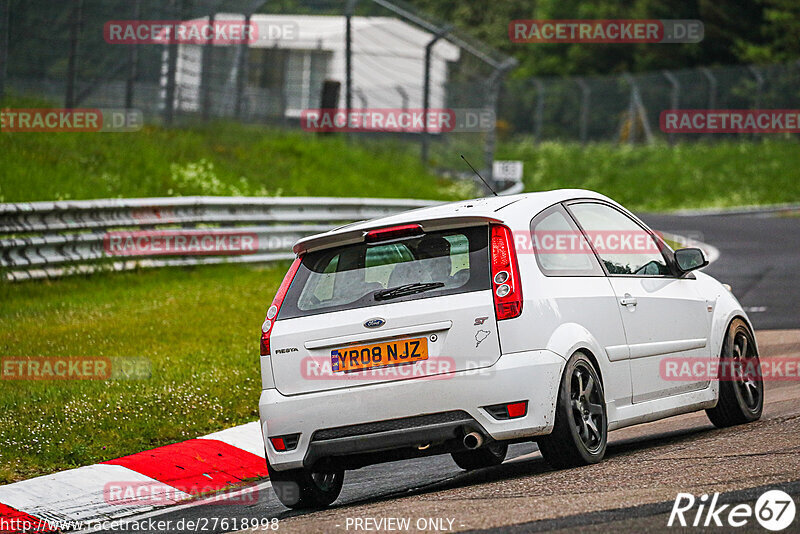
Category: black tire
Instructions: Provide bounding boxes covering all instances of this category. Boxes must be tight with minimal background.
[267,462,344,509]
[537,352,607,469]
[451,441,508,471]
[706,319,764,428]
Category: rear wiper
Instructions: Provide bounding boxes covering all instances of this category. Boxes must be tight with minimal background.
[374,282,445,301]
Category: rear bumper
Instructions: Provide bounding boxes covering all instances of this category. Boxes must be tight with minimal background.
[259,349,566,471]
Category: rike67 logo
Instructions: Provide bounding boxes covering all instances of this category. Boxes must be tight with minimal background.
[669,490,796,531]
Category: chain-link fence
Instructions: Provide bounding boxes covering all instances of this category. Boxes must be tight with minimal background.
[0,0,516,180]
[3,1,796,184]
[501,62,800,144]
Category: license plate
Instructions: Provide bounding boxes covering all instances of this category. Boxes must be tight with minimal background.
[331,337,428,373]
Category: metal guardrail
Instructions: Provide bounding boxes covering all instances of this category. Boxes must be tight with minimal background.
[0,196,438,281]
[0,189,717,282]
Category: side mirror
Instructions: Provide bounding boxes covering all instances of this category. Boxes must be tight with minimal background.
[674,248,708,274]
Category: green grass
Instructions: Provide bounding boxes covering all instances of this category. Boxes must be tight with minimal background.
[0,264,286,484]
[0,97,468,203]
[3,93,798,209]
[501,139,800,211]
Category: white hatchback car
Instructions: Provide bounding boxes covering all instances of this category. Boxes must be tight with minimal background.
[258,190,763,508]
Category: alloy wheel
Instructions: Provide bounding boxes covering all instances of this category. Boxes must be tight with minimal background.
[569,363,605,453]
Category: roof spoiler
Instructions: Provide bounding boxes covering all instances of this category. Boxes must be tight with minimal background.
[292,215,502,255]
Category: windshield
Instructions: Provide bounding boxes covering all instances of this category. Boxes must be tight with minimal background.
[279,226,490,319]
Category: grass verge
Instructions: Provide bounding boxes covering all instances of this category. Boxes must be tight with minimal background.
[0,96,467,203]
[500,139,800,211]
[0,263,285,484]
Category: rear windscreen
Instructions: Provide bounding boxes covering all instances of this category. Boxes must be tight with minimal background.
[279,226,490,319]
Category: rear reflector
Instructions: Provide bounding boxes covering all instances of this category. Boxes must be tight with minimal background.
[484,400,528,420]
[261,258,301,356]
[490,224,523,320]
[269,434,300,452]
[506,401,528,418]
[365,224,423,243]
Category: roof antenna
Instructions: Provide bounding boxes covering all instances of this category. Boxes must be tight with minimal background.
[460,154,498,197]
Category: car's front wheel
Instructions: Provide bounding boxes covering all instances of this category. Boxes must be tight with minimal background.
[538,352,607,469]
[706,318,764,428]
[267,462,344,509]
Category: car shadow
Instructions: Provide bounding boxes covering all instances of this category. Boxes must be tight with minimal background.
[271,423,718,520]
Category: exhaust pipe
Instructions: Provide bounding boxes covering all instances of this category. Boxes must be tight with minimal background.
[463,431,483,450]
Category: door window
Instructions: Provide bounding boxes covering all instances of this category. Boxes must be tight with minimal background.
[568,203,671,276]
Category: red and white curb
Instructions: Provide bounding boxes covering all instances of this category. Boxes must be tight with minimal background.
[0,422,267,533]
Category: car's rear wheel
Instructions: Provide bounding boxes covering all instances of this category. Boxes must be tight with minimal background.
[538,352,607,469]
[706,318,764,428]
[267,462,344,509]
[451,441,508,471]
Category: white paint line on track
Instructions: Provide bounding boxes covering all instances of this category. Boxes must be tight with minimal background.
[671,202,800,217]
[201,421,265,458]
[71,480,273,533]
[0,464,190,524]
[658,231,720,266]
[700,241,720,265]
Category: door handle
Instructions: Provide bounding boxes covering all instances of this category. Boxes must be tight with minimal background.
[619,294,638,307]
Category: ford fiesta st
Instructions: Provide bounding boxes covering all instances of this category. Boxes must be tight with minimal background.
[258,189,763,508]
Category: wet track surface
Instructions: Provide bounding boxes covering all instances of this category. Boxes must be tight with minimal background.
[109,210,800,534]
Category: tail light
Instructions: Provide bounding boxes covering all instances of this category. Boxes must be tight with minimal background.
[260,258,302,356]
[490,224,523,320]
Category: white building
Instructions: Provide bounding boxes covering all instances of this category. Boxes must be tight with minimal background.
[164,14,461,119]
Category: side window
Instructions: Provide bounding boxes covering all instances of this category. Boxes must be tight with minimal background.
[530,205,603,276]
[567,202,671,276]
